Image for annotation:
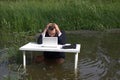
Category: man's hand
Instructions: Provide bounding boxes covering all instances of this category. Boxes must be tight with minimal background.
[54,23,61,35]
[54,23,62,36]
[43,23,52,34]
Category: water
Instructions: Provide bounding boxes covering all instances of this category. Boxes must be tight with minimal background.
[0,30,120,80]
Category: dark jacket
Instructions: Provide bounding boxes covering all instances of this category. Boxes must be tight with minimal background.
[37,30,66,59]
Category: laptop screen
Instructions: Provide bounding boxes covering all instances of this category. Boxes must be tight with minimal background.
[42,37,58,46]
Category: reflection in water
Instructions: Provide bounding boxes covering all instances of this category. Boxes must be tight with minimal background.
[79,58,107,80]
[27,63,76,80]
[0,30,120,80]
[0,49,24,80]
[79,48,110,80]
[0,49,9,79]
[78,31,120,80]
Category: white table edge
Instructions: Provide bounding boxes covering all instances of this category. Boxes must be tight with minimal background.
[19,42,81,74]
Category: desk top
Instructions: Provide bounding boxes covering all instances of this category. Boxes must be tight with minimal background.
[19,42,81,53]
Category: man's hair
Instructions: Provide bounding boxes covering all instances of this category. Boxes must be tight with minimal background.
[48,24,55,30]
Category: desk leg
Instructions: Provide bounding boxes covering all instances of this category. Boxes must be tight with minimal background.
[30,51,33,63]
[23,51,26,71]
[75,52,78,73]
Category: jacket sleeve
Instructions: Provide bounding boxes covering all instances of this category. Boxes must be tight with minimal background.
[37,33,42,44]
[58,31,66,45]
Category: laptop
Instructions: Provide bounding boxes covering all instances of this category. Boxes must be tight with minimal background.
[41,37,58,48]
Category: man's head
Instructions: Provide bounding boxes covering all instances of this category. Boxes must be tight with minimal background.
[47,23,56,37]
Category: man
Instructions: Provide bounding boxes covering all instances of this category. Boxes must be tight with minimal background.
[36,23,66,64]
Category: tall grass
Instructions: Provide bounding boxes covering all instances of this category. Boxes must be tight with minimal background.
[0,0,120,32]
[1,0,120,48]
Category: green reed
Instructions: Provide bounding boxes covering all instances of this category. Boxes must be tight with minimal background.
[0,0,120,32]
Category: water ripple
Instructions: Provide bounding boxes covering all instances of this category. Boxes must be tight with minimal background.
[79,57,107,80]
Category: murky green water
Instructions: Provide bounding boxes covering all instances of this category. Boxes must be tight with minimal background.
[0,30,120,80]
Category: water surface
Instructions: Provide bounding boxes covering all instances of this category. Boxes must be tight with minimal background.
[0,30,120,80]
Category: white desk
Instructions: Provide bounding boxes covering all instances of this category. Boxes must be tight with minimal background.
[19,42,81,72]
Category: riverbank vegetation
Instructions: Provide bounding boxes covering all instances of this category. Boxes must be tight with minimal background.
[1,0,120,32]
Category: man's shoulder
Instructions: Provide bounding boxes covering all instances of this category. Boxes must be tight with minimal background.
[61,30,66,33]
